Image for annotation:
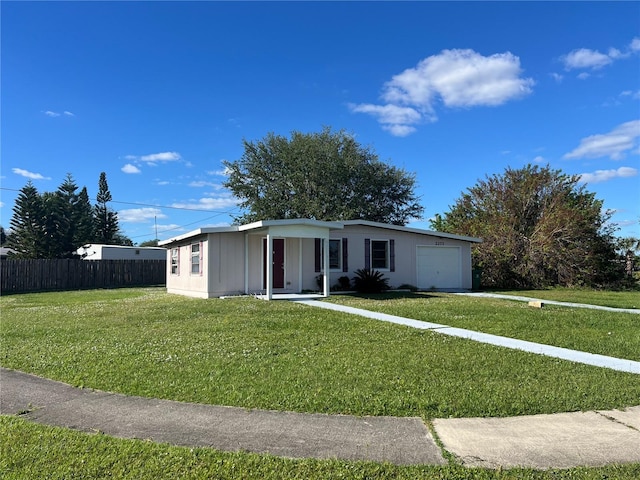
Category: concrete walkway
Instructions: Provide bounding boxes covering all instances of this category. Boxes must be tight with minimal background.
[1,368,639,469]
[294,299,640,374]
[455,292,640,315]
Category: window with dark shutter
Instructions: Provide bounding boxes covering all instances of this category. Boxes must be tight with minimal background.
[390,239,395,272]
[342,238,348,272]
[314,238,321,272]
[364,238,370,270]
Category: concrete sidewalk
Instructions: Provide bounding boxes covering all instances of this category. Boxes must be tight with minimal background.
[295,299,640,374]
[1,368,639,469]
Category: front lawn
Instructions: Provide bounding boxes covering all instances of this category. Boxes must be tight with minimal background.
[1,288,639,419]
[325,292,640,362]
[488,288,640,309]
[2,417,640,480]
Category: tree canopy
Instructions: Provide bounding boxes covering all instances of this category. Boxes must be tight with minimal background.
[223,127,424,225]
[431,164,623,288]
[7,172,130,259]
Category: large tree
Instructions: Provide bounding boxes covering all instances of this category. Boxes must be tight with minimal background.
[93,172,121,244]
[223,127,424,225]
[432,164,622,288]
[7,181,46,258]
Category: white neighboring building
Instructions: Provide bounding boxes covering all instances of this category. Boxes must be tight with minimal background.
[76,244,167,260]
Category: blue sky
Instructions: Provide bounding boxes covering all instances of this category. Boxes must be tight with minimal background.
[2,1,639,244]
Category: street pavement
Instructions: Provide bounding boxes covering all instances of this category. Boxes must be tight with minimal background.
[1,367,639,469]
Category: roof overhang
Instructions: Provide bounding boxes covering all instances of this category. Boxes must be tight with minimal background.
[159,218,480,245]
[340,220,482,243]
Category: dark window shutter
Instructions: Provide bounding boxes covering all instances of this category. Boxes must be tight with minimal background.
[364,238,370,270]
[314,238,321,272]
[200,240,204,276]
[342,238,348,272]
[389,239,395,272]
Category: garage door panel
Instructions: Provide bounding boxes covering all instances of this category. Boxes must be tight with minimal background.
[417,246,461,289]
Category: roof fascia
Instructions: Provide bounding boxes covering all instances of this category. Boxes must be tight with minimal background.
[340,220,482,243]
[158,226,239,246]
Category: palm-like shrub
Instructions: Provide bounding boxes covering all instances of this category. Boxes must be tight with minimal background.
[352,269,390,293]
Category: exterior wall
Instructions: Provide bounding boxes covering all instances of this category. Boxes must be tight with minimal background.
[205,232,246,296]
[301,237,322,291]
[327,224,474,290]
[79,245,167,260]
[165,235,209,298]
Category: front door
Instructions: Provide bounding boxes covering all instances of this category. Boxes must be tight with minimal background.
[263,238,285,289]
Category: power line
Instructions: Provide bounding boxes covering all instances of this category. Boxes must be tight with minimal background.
[1,188,234,214]
[0,186,242,240]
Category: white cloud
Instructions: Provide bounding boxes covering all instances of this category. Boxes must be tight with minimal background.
[564,120,640,160]
[121,164,141,174]
[532,156,545,163]
[562,48,612,70]
[550,72,563,83]
[207,167,231,176]
[12,168,51,180]
[349,103,423,125]
[620,90,640,100]
[140,151,181,163]
[349,48,533,136]
[125,151,182,166]
[156,224,184,236]
[170,196,239,211]
[118,208,167,223]
[382,124,418,137]
[579,166,638,184]
[389,49,534,108]
[43,110,74,117]
[561,37,639,73]
[188,180,221,188]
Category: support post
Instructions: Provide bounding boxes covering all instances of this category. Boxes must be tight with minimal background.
[298,238,303,293]
[266,233,273,300]
[244,233,249,294]
[323,236,330,297]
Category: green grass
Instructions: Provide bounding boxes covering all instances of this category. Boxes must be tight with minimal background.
[325,292,640,362]
[2,416,639,480]
[1,288,639,420]
[488,287,640,309]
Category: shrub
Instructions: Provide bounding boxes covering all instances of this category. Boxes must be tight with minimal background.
[352,269,390,294]
[337,276,351,291]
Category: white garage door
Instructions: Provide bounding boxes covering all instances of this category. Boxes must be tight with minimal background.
[416,246,462,290]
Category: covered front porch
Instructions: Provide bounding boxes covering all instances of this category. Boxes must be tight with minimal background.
[239,219,344,300]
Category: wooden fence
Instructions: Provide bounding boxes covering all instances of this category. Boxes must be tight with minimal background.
[0,259,166,294]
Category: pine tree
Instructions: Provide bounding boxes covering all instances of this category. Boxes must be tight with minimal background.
[54,174,79,257]
[8,182,46,258]
[93,172,120,244]
[74,186,95,247]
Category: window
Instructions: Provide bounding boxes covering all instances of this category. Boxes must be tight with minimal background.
[191,243,201,275]
[170,248,179,275]
[371,240,389,269]
[329,239,341,270]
